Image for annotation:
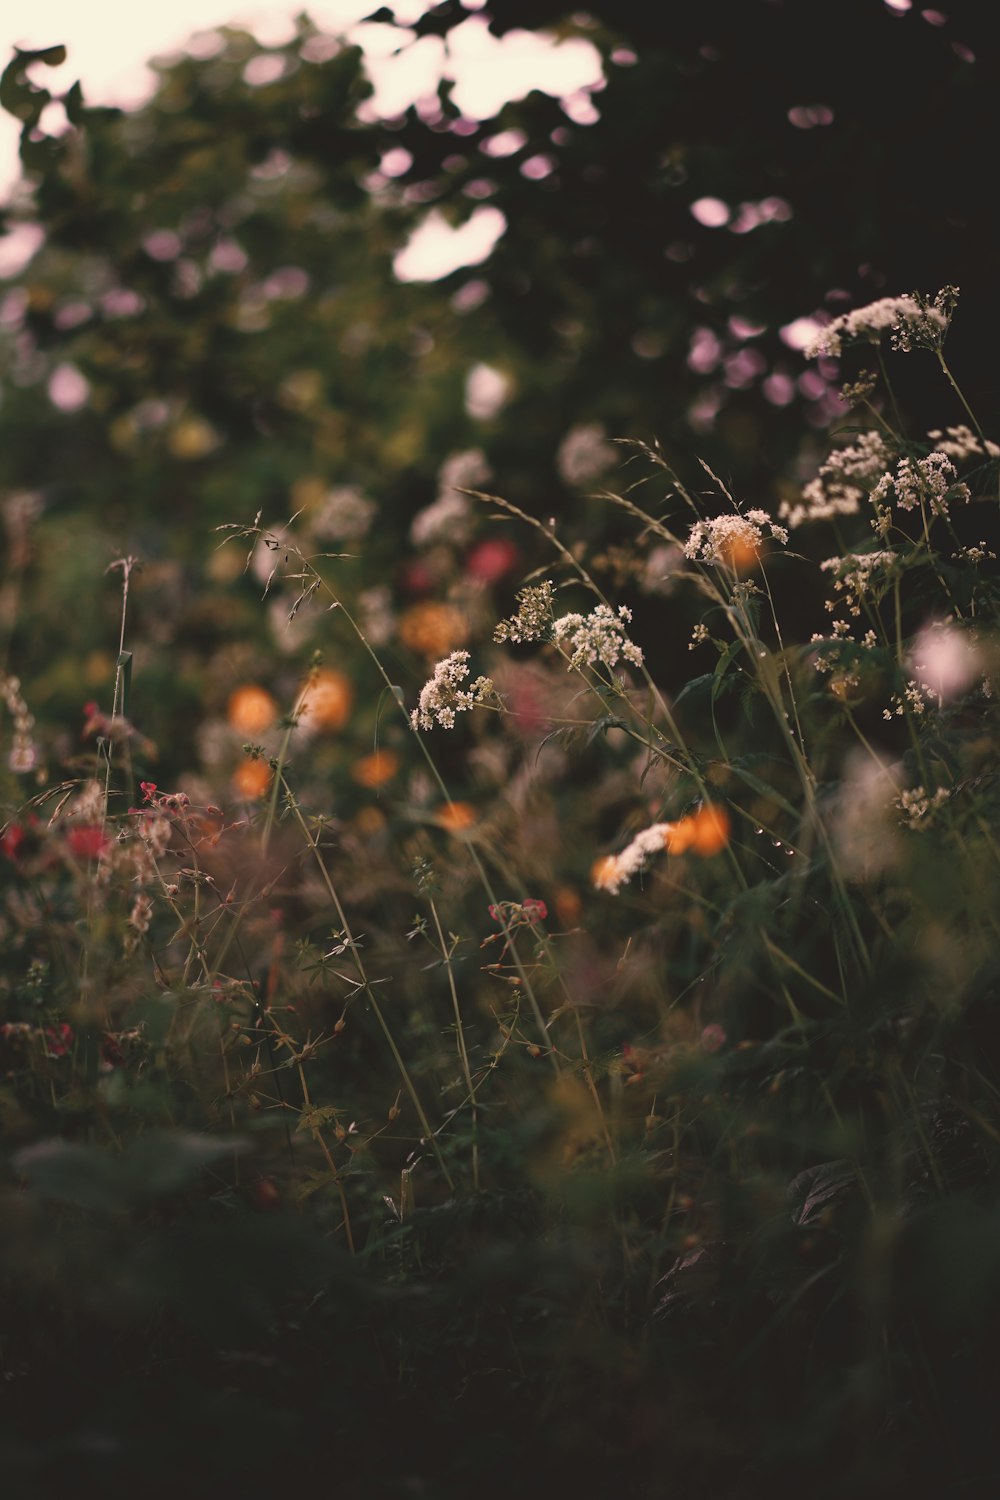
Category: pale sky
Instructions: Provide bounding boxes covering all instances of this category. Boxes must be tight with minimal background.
[0,1,604,279]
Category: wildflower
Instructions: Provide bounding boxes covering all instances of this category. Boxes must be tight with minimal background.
[227,684,278,734]
[595,805,732,893]
[294,668,353,731]
[870,452,969,520]
[780,429,895,530]
[689,622,710,649]
[700,1024,727,1053]
[928,424,1000,461]
[434,800,477,831]
[882,680,930,720]
[556,422,616,486]
[351,749,401,787]
[804,287,957,359]
[129,893,154,933]
[2,674,37,773]
[488,898,547,926]
[897,785,950,830]
[411,651,497,730]
[43,1022,74,1058]
[312,484,375,541]
[552,603,644,671]
[494,581,557,645]
[684,511,787,567]
[820,550,898,615]
[399,600,468,657]
[233,757,274,799]
[465,537,520,584]
[66,825,111,861]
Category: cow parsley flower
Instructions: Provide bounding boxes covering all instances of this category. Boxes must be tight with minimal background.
[870,452,970,520]
[494,581,557,644]
[684,510,788,565]
[804,287,957,359]
[552,603,644,671]
[411,651,497,730]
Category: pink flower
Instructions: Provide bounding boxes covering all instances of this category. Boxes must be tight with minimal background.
[466,538,520,585]
[700,1024,727,1054]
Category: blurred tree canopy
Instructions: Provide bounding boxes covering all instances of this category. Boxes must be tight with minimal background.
[0,0,996,774]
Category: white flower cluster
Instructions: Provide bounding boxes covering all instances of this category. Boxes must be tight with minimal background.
[821,550,898,615]
[410,448,491,547]
[870,452,970,523]
[805,288,955,360]
[312,485,375,542]
[556,422,616,487]
[411,651,496,731]
[780,430,895,529]
[494,581,557,644]
[897,785,950,830]
[552,603,644,671]
[2,674,37,773]
[684,509,788,565]
[883,680,930,721]
[927,425,1000,461]
[593,824,672,895]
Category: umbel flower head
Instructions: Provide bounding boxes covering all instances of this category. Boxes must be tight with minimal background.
[411,651,497,730]
[684,510,787,566]
[804,287,958,360]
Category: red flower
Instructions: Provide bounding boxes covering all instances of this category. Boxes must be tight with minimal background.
[66,825,110,860]
[466,538,520,585]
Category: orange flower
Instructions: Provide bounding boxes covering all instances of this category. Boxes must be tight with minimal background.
[720,535,760,574]
[351,749,401,788]
[227,684,278,735]
[662,820,695,855]
[233,758,273,799]
[688,803,731,856]
[399,601,467,658]
[435,801,477,832]
[663,804,731,857]
[294,668,353,732]
[591,854,622,891]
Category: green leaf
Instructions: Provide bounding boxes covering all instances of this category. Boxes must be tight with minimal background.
[0,45,67,126]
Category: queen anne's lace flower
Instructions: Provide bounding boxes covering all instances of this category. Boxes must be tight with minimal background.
[870,452,970,520]
[684,510,788,565]
[494,581,557,645]
[805,287,957,359]
[411,651,496,730]
[552,603,644,671]
[821,550,898,615]
[780,430,895,529]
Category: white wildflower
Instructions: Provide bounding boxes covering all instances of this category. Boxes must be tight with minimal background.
[689,622,710,649]
[897,785,950,830]
[684,510,788,565]
[494,581,557,644]
[411,651,496,731]
[871,451,969,519]
[821,550,897,615]
[780,429,895,529]
[804,287,956,360]
[952,541,997,564]
[552,603,644,671]
[883,680,930,720]
[312,485,375,541]
[928,424,1000,461]
[410,490,472,547]
[593,824,672,895]
[556,422,616,487]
